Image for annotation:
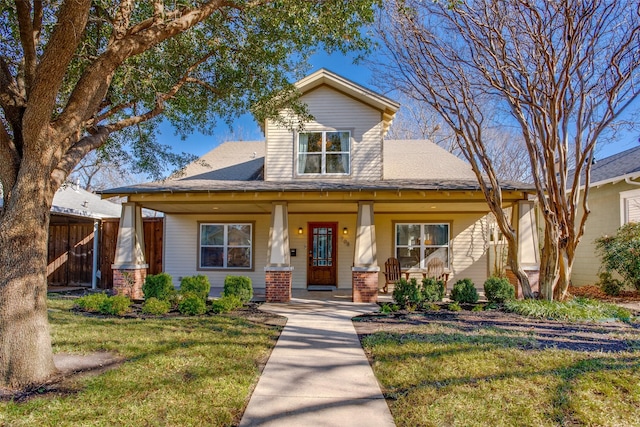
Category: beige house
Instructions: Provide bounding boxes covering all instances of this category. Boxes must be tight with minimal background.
[571,145,640,286]
[102,69,537,302]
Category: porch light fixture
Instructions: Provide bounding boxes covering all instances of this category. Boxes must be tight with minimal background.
[343,227,348,235]
[298,227,303,235]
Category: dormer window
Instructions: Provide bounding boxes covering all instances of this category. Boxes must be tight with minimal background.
[297,131,350,175]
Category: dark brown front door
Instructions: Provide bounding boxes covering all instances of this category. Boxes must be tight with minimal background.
[307,222,337,286]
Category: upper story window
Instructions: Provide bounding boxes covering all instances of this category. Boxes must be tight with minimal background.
[297,131,350,175]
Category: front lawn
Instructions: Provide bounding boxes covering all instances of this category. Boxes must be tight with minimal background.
[357,310,640,427]
[0,298,282,426]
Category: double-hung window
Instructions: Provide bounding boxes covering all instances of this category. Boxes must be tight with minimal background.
[199,223,252,269]
[395,223,450,270]
[297,131,350,175]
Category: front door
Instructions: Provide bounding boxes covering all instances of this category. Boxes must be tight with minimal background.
[307,222,337,286]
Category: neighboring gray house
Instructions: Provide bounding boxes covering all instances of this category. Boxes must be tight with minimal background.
[102,69,538,302]
[572,145,640,286]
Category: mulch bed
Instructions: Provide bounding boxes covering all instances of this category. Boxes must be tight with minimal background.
[568,285,640,302]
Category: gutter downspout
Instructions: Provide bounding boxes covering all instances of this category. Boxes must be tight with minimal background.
[625,177,640,186]
[92,220,99,290]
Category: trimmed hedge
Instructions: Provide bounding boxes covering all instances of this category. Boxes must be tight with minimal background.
[451,278,479,304]
[223,276,253,303]
[178,292,207,315]
[180,275,211,301]
[142,273,176,302]
[483,276,515,303]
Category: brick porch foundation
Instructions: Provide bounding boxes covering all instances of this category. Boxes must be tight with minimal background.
[506,268,540,298]
[112,265,148,300]
[265,268,293,303]
[352,268,380,303]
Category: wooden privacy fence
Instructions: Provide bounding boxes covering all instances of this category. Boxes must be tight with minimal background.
[100,217,163,289]
[46,217,163,288]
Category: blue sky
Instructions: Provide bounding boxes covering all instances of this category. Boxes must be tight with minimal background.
[157,50,639,165]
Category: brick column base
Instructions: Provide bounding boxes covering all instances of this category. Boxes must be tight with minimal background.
[506,267,540,298]
[112,265,148,300]
[352,267,380,303]
[265,267,293,303]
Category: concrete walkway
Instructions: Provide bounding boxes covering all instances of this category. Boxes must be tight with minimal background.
[240,299,396,427]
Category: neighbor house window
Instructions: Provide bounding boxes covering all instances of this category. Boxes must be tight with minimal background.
[297,131,350,175]
[395,223,450,269]
[199,223,252,269]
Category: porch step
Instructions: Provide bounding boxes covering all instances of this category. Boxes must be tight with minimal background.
[306,285,337,291]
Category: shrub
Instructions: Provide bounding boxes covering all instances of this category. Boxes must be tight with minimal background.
[595,222,640,291]
[448,302,462,311]
[180,275,211,300]
[392,278,422,309]
[223,276,253,303]
[421,277,445,302]
[379,303,399,314]
[597,271,624,296]
[484,276,515,303]
[75,293,109,312]
[142,273,176,301]
[100,295,132,316]
[451,278,479,304]
[142,297,171,315]
[504,297,632,323]
[211,295,243,314]
[178,292,207,315]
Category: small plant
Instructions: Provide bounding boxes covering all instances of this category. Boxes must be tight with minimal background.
[180,275,211,300]
[451,278,479,303]
[472,304,485,312]
[421,277,444,302]
[484,276,515,303]
[178,292,207,315]
[100,295,132,316]
[425,302,440,311]
[597,271,624,296]
[448,302,462,311]
[142,273,176,302]
[211,295,243,314]
[142,297,171,315]
[392,278,422,309]
[595,222,640,291]
[75,293,110,312]
[379,303,399,314]
[223,275,253,303]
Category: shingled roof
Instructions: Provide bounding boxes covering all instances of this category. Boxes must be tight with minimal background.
[568,145,640,188]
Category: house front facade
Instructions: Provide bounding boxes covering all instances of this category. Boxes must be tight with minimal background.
[103,69,538,302]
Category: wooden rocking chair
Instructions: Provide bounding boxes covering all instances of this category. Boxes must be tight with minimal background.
[426,257,449,294]
[383,257,401,293]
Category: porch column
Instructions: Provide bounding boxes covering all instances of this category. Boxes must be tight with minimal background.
[352,201,379,303]
[265,202,293,303]
[507,200,540,297]
[112,202,148,299]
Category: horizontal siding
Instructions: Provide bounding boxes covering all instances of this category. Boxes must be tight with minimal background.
[375,212,490,290]
[164,214,271,288]
[265,85,383,181]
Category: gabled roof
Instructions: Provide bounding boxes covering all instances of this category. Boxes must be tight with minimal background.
[101,139,533,196]
[589,145,640,186]
[51,184,122,219]
[295,69,400,135]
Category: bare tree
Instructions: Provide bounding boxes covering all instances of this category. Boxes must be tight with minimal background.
[376,0,640,300]
[388,97,531,182]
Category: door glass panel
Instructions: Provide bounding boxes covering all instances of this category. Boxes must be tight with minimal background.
[312,226,333,267]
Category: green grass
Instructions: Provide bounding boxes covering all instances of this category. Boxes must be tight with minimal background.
[504,297,633,323]
[362,323,640,427]
[1,298,281,427]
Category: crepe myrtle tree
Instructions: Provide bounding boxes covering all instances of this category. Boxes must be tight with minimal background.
[376,0,640,300]
[0,0,380,389]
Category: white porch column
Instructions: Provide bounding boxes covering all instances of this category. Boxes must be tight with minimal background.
[508,200,540,296]
[112,202,148,299]
[265,202,293,302]
[352,201,379,302]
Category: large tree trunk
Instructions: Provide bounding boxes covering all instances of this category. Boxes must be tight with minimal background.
[0,164,57,389]
[539,224,560,301]
[553,246,572,301]
[505,232,534,299]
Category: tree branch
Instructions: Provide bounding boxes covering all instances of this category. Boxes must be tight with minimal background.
[14,0,37,95]
[22,0,92,153]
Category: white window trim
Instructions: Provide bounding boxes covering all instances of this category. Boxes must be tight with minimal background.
[395,223,450,269]
[620,188,640,225]
[199,223,253,270]
[296,130,351,176]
